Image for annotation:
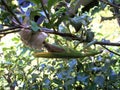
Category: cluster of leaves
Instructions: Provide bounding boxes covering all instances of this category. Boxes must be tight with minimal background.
[0,37,120,90]
[0,0,120,90]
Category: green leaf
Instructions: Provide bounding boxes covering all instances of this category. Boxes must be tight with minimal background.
[58,25,68,33]
[85,83,96,90]
[53,79,62,85]
[94,76,105,87]
[32,73,39,78]
[86,30,94,42]
[12,37,20,43]
[77,75,89,85]
[29,0,40,5]
[64,78,75,85]
[48,0,62,9]
[0,68,4,71]
[91,6,100,15]
[54,7,66,17]
[44,78,50,85]
[70,17,82,32]
[18,60,24,66]
[30,21,40,32]
[0,24,3,30]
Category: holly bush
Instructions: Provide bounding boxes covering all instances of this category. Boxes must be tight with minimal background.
[0,0,120,90]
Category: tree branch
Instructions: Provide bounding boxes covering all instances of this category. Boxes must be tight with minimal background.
[95,41,120,46]
[98,0,120,9]
[0,30,20,35]
[0,27,120,47]
[1,0,21,25]
[0,26,21,33]
[101,45,120,56]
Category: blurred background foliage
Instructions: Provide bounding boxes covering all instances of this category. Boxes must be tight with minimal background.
[0,0,120,90]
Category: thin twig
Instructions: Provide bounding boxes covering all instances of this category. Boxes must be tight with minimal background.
[1,0,21,25]
[41,29,120,46]
[100,16,116,22]
[41,28,81,40]
[98,0,120,9]
[95,41,120,46]
[0,26,21,32]
[40,0,56,32]
[0,30,20,35]
[101,45,120,56]
[1,27,120,47]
